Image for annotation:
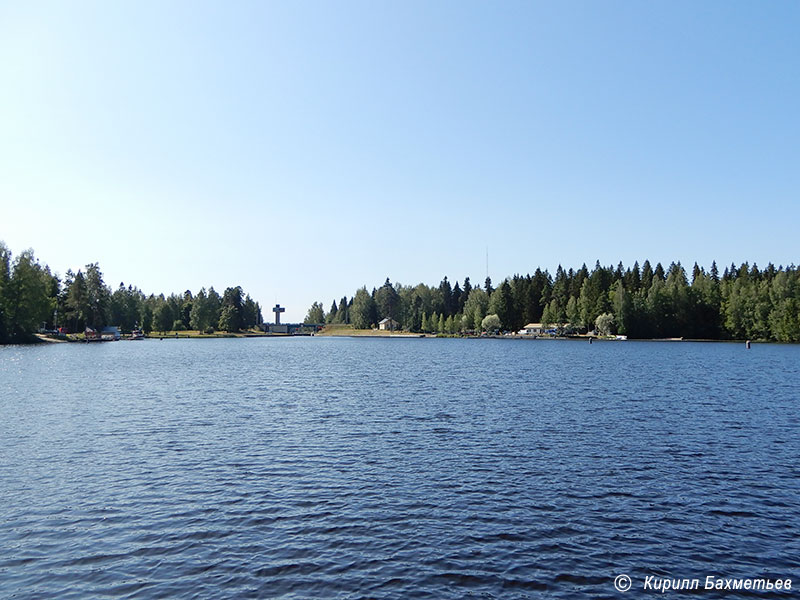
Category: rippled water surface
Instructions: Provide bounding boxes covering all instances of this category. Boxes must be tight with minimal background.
[1,337,799,598]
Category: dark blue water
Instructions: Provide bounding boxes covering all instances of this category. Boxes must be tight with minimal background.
[1,338,798,598]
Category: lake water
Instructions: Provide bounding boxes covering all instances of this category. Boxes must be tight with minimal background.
[1,337,799,598]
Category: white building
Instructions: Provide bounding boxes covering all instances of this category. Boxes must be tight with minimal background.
[378,317,399,331]
[519,323,545,336]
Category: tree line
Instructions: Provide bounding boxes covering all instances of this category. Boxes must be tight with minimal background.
[0,242,263,343]
[306,260,800,342]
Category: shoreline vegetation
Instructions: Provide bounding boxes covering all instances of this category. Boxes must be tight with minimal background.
[29,326,759,345]
[305,260,800,343]
[33,329,271,343]
[3,241,799,345]
[0,241,264,345]
[315,325,756,343]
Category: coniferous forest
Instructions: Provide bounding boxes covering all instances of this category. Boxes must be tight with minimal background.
[3,239,799,344]
[310,260,800,342]
[0,242,262,343]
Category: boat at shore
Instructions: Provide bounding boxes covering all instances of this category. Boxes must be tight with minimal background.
[85,326,121,342]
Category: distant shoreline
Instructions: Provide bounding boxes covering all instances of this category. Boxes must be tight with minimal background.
[311,327,765,343]
[9,330,770,346]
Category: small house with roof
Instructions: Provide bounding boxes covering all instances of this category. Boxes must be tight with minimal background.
[519,323,546,336]
[378,317,399,331]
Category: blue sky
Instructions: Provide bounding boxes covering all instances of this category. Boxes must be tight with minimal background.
[2,1,798,322]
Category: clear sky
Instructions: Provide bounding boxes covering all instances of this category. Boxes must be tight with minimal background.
[2,1,798,322]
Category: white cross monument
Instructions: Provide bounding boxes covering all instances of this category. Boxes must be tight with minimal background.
[273,304,285,325]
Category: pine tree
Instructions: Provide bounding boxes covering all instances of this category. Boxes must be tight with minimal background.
[566,296,580,329]
[641,260,654,292]
[218,305,238,332]
[66,270,89,332]
[155,301,174,333]
[489,281,512,330]
[439,277,453,316]
[190,288,209,331]
[376,279,399,321]
[452,281,462,315]
[336,296,349,324]
[611,280,632,335]
[541,302,553,327]
[327,300,338,324]
[304,301,325,324]
[351,288,375,329]
[460,277,471,313]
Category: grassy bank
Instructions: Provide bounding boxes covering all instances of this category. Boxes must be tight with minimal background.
[30,329,271,342]
[317,324,425,337]
[144,328,268,339]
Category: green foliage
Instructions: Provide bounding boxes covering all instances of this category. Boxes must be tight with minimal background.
[463,288,488,332]
[3,239,800,344]
[541,298,565,331]
[181,290,193,329]
[221,287,244,331]
[154,301,173,333]
[445,314,459,334]
[375,278,400,322]
[324,261,800,342]
[566,296,579,328]
[304,301,325,324]
[242,294,261,329]
[0,243,10,341]
[481,313,501,333]
[610,281,631,335]
[551,299,566,328]
[541,301,553,328]
[578,279,600,331]
[206,287,222,327]
[1,249,52,340]
[769,298,800,342]
[110,283,145,333]
[646,278,669,338]
[403,290,424,332]
[488,281,512,330]
[595,312,615,336]
[84,263,111,330]
[140,304,154,334]
[218,305,238,332]
[190,288,210,331]
[335,296,350,324]
[350,287,376,329]
[65,270,89,332]
[427,312,439,334]
[326,300,338,324]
